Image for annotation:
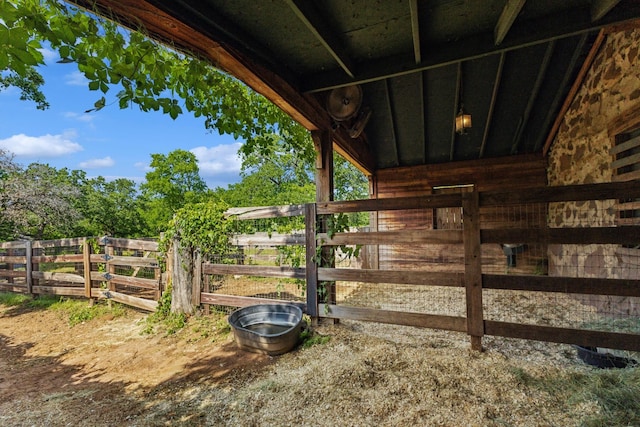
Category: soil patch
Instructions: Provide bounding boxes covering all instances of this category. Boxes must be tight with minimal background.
[0,302,615,426]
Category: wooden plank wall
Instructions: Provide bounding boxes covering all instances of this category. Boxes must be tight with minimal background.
[372,154,548,274]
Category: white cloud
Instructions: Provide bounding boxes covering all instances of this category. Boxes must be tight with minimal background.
[38,47,58,64]
[65,71,87,86]
[191,143,242,176]
[79,156,114,169]
[64,111,95,123]
[134,161,152,172]
[0,131,83,158]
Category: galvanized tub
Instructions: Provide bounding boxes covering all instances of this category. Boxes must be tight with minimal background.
[228,304,303,355]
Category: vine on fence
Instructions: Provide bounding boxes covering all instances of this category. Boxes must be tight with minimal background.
[160,200,232,259]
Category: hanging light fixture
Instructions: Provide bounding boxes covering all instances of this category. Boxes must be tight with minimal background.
[455,63,472,135]
[455,105,472,134]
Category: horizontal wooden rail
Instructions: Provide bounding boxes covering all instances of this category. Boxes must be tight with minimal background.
[230,232,305,246]
[317,193,463,214]
[203,264,306,280]
[0,241,27,249]
[201,292,306,310]
[32,286,85,296]
[318,229,463,246]
[0,256,26,263]
[319,304,467,332]
[225,204,306,219]
[99,237,159,251]
[0,284,28,293]
[90,272,160,290]
[480,180,640,205]
[91,289,158,311]
[0,270,27,278]
[319,268,464,287]
[32,271,84,284]
[481,227,640,245]
[485,321,640,352]
[32,254,84,263]
[483,274,640,297]
[90,254,160,268]
[32,238,86,248]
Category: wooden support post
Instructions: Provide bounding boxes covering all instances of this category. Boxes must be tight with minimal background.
[82,238,92,299]
[305,203,318,318]
[312,130,337,320]
[462,190,484,351]
[368,175,379,270]
[25,241,33,296]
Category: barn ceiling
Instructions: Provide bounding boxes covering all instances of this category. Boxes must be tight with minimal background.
[69,0,640,175]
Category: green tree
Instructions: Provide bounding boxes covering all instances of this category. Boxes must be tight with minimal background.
[1,163,81,239]
[1,0,311,156]
[77,176,147,237]
[140,149,207,233]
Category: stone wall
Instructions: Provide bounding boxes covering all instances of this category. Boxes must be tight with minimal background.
[547,28,640,315]
[548,28,640,186]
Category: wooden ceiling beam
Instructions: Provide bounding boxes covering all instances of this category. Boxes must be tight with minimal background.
[494,0,526,45]
[533,34,588,152]
[451,62,462,161]
[543,30,606,156]
[409,0,421,64]
[285,0,355,78]
[304,4,640,93]
[510,41,555,154]
[480,53,505,158]
[69,0,376,174]
[591,0,622,21]
[384,80,400,167]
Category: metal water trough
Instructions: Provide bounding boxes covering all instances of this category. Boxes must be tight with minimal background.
[228,304,303,355]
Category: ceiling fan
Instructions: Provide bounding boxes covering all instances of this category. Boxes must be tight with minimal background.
[326,85,372,139]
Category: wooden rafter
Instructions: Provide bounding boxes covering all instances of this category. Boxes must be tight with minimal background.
[409,0,421,64]
[510,40,555,154]
[480,53,505,158]
[494,0,526,45]
[533,34,588,152]
[304,4,639,92]
[591,0,622,21]
[285,0,355,78]
[384,80,400,167]
[451,62,462,161]
[543,30,606,156]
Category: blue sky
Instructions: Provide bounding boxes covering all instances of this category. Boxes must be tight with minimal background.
[0,48,244,189]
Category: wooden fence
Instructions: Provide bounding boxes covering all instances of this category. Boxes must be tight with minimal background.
[2,180,640,352]
[0,237,161,311]
[202,180,640,352]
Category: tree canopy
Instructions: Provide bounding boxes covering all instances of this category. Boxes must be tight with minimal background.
[0,1,369,241]
[1,0,314,159]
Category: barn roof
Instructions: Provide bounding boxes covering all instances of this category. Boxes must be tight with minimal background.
[69,0,640,174]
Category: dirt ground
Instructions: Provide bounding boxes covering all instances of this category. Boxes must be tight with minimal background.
[0,301,610,427]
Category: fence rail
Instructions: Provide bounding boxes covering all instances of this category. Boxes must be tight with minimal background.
[0,237,161,311]
[2,180,640,352]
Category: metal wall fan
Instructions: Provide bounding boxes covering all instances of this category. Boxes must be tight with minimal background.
[326,85,372,138]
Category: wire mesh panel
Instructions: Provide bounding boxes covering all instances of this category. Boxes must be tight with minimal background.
[482,190,640,353]
[203,214,307,311]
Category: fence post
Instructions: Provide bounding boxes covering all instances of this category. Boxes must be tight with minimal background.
[6,248,13,284]
[82,238,93,300]
[25,241,33,296]
[462,190,484,351]
[170,236,197,315]
[305,203,318,318]
[192,249,202,309]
